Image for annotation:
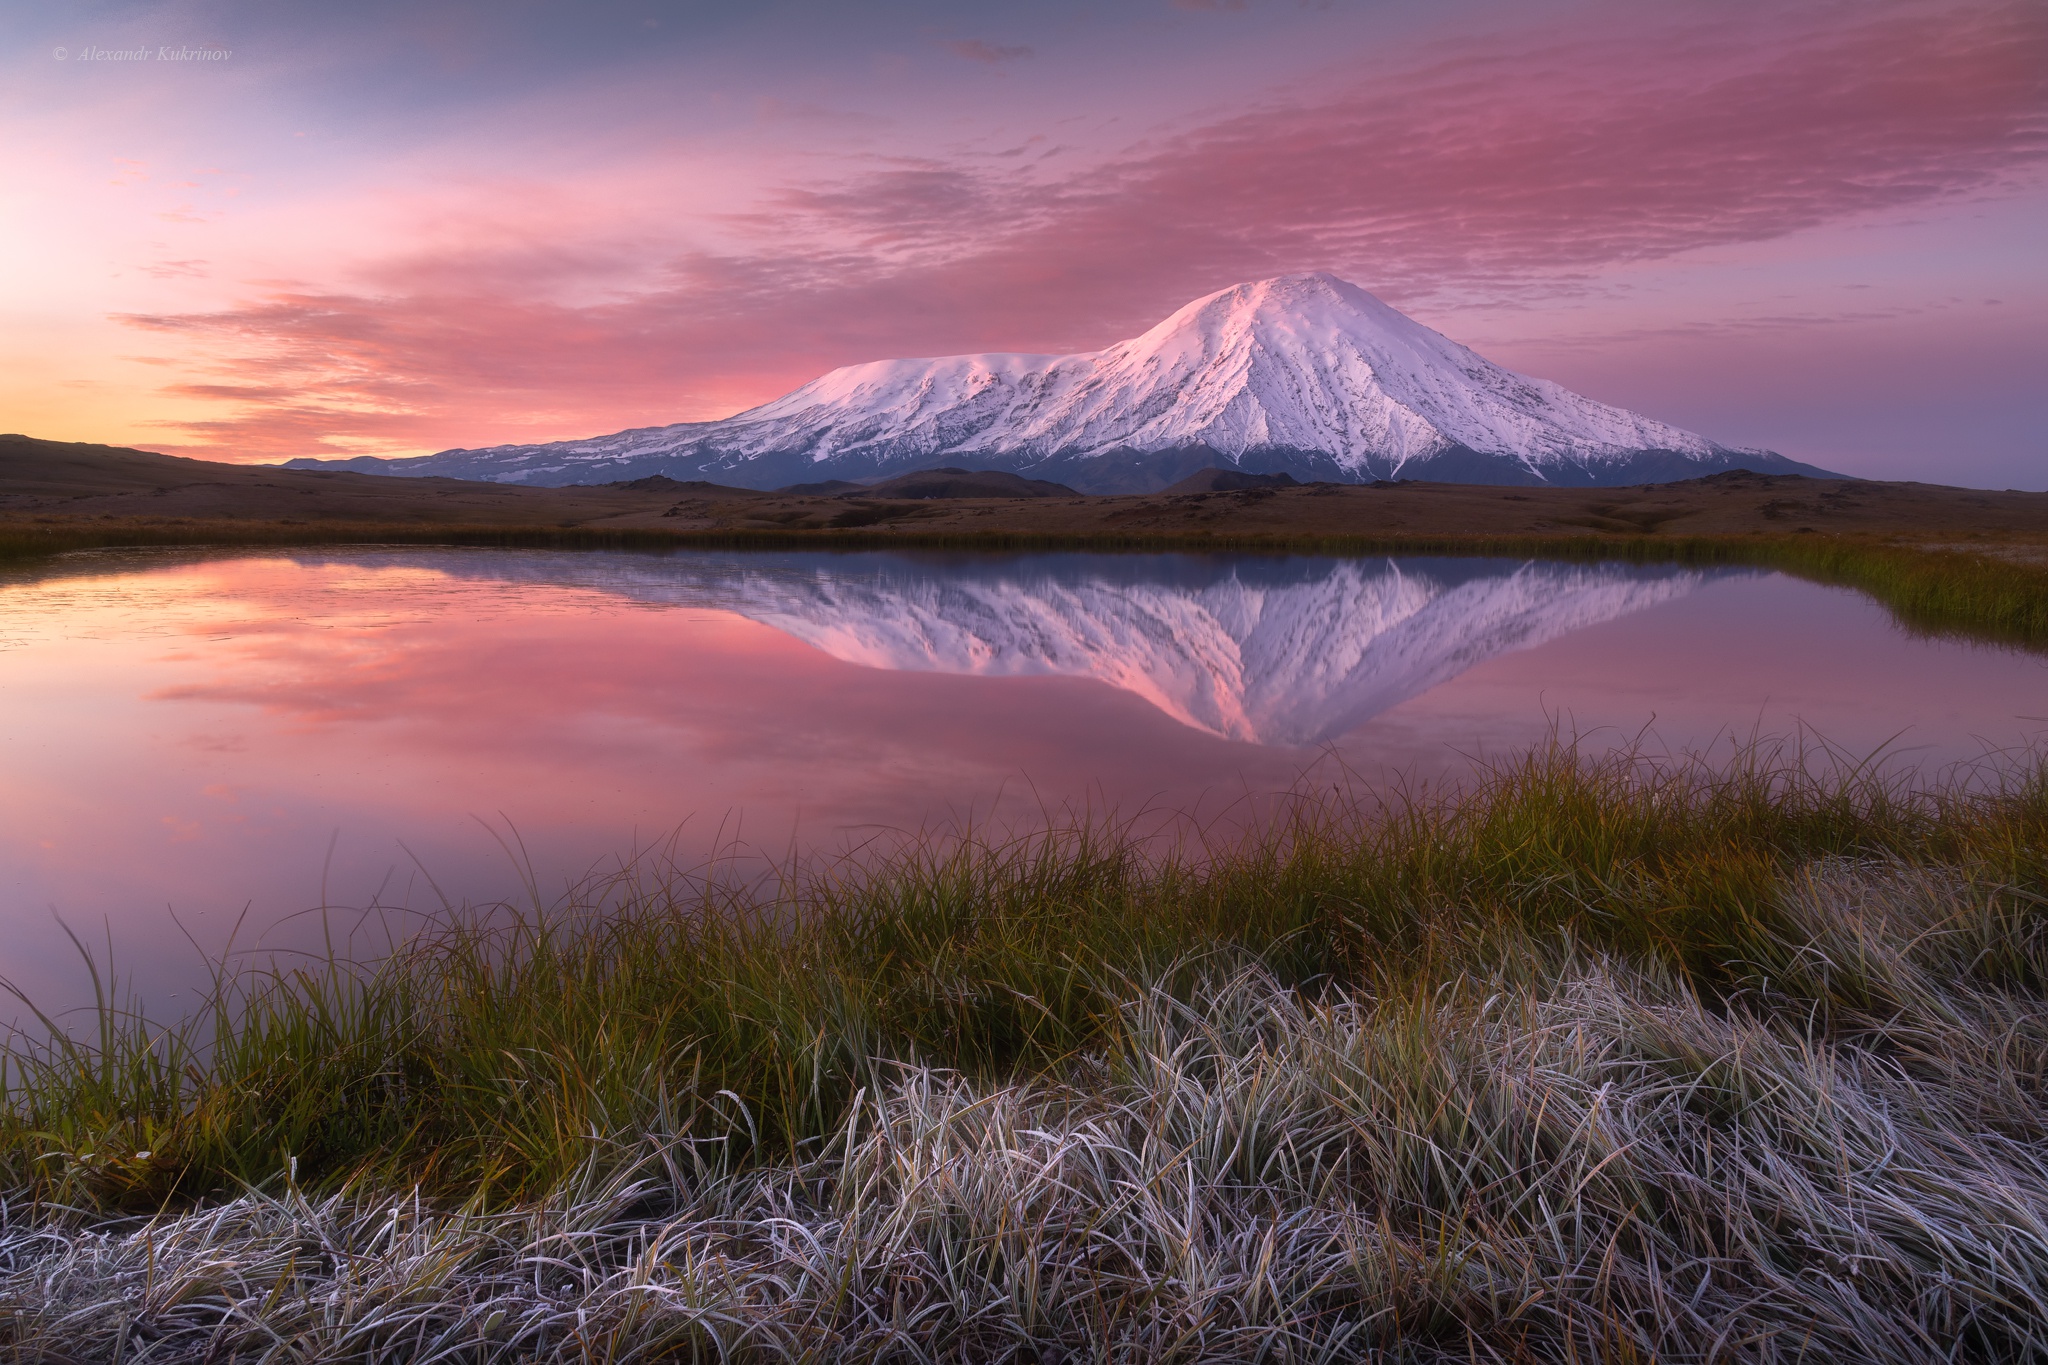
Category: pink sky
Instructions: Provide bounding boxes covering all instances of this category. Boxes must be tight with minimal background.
[5,0,2043,485]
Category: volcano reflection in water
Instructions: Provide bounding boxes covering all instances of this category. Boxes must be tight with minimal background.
[425,551,1719,746]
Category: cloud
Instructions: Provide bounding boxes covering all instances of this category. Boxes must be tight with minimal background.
[758,164,1008,250]
[939,38,1034,64]
[120,0,2048,461]
[1033,1,2047,296]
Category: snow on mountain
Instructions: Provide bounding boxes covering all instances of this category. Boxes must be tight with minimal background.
[392,550,1716,745]
[287,274,1823,491]
[738,274,1710,471]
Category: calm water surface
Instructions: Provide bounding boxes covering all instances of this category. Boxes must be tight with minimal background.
[2,547,2042,1009]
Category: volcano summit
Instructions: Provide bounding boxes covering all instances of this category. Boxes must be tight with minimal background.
[287,274,1830,492]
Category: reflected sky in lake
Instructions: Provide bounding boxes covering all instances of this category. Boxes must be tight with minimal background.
[2,547,2042,1011]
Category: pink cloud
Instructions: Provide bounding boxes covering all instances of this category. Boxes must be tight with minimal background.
[117,0,2047,462]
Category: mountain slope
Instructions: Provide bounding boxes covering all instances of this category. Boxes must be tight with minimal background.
[287,274,1830,492]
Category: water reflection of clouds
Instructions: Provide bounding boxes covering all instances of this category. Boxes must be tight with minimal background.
[3,548,2042,1017]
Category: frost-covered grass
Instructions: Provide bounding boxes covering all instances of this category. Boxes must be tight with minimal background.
[4,745,2047,1359]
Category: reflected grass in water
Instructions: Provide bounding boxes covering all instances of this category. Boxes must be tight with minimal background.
[1742,536,2048,648]
[4,741,2048,1358]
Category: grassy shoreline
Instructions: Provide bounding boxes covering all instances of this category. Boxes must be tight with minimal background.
[5,516,2047,649]
[5,744,2047,1358]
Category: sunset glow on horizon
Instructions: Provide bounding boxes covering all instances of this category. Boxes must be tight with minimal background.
[6,0,2044,486]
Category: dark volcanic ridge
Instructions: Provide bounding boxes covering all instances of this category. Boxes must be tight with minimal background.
[841,467,1078,500]
[301,437,1831,500]
[1161,468,1304,495]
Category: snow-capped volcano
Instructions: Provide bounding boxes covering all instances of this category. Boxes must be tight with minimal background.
[287,274,1826,492]
[392,549,1722,745]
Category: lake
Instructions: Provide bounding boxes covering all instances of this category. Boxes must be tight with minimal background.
[2,547,2042,1013]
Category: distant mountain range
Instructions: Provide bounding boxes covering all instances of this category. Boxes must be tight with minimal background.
[389,549,1722,745]
[285,274,1832,493]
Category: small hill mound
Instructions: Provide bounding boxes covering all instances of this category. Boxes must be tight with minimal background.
[603,475,750,495]
[852,468,1079,500]
[777,478,869,495]
[1161,468,1302,495]
[0,433,244,499]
